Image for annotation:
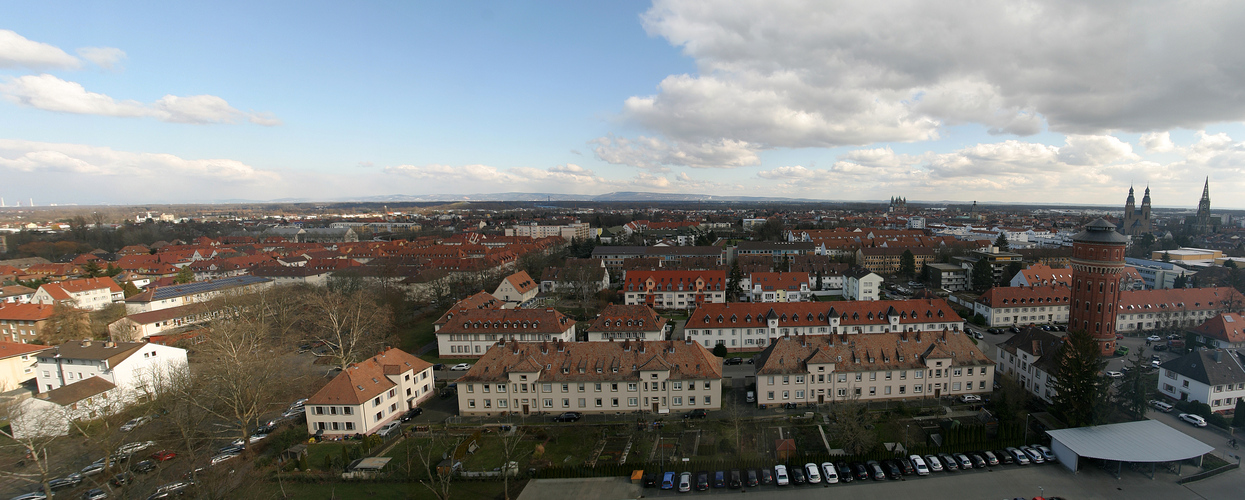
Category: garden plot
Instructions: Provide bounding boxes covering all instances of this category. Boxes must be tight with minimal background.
[593,435,633,465]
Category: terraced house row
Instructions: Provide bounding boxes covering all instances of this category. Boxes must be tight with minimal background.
[684,299,965,352]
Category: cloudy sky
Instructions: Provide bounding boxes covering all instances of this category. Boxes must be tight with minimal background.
[4,1,1245,208]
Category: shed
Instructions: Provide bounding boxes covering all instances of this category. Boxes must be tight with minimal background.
[1046,420,1213,478]
[774,439,796,461]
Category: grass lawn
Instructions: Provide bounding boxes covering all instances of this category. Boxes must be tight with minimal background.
[399,314,437,353]
[532,426,600,466]
[306,442,361,471]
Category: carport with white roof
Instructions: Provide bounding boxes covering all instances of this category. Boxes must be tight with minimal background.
[1046,419,1214,478]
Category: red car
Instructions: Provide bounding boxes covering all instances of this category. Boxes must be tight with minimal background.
[151,450,177,462]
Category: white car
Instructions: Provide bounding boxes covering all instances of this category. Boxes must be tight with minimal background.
[923,454,943,472]
[120,416,151,432]
[1147,335,1162,342]
[774,465,789,486]
[450,363,473,371]
[1020,446,1045,464]
[910,455,930,475]
[804,463,821,484]
[959,394,981,403]
[376,421,402,437]
[1032,444,1057,463]
[1178,413,1207,427]
[1105,371,1123,378]
[209,452,240,466]
[820,461,839,483]
[115,441,156,456]
[678,471,691,493]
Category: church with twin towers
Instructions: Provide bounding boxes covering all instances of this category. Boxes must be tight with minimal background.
[1117,178,1218,237]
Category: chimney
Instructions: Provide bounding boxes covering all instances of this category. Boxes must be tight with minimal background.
[81,340,91,347]
[1213,350,1222,363]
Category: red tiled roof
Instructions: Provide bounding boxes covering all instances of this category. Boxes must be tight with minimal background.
[458,339,721,383]
[0,340,52,359]
[1118,287,1245,311]
[503,270,538,295]
[306,347,432,406]
[750,272,809,291]
[1189,313,1245,345]
[0,303,57,321]
[754,331,990,375]
[434,292,502,327]
[436,308,576,335]
[976,285,1070,307]
[587,304,668,333]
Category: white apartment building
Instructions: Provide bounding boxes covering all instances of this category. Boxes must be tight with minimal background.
[972,285,1070,328]
[1115,287,1245,333]
[32,277,123,311]
[844,269,882,301]
[305,347,434,437]
[754,332,993,406]
[684,299,965,352]
[35,340,188,400]
[1157,349,1245,414]
[506,222,592,241]
[747,272,810,302]
[456,339,722,416]
[436,308,576,357]
[124,275,272,314]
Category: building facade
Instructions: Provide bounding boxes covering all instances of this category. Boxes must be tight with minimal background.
[1115,287,1245,333]
[455,339,722,416]
[436,308,576,357]
[305,347,434,437]
[748,272,811,302]
[972,285,1070,328]
[493,271,539,305]
[31,277,123,311]
[0,303,55,343]
[1157,349,1245,414]
[754,332,993,406]
[584,304,668,342]
[0,341,50,391]
[34,340,188,400]
[995,328,1064,403]
[623,270,727,310]
[844,268,882,301]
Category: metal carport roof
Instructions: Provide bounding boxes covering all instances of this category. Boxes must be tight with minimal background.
[1046,419,1213,463]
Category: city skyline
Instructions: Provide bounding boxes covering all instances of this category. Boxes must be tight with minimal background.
[4,2,1245,207]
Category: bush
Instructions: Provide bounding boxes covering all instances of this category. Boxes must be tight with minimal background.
[970,314,986,326]
[713,344,729,357]
[1208,413,1230,429]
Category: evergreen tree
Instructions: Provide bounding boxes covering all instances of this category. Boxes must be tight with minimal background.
[1051,328,1109,427]
[1173,275,1188,289]
[1002,261,1024,286]
[994,233,1010,251]
[726,260,743,302]
[712,343,729,357]
[82,261,102,278]
[1234,399,1245,428]
[1117,348,1151,419]
[971,261,994,292]
[174,266,195,284]
[899,250,916,278]
[1161,251,1172,263]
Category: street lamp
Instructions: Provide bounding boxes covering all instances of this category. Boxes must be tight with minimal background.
[905,424,911,453]
[1024,413,1031,444]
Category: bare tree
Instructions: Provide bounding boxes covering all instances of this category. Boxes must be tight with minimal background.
[829,400,875,455]
[0,397,82,498]
[413,432,463,500]
[498,428,528,500]
[180,316,291,442]
[303,286,394,372]
[43,303,94,343]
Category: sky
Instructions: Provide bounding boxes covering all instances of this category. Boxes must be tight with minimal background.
[3,1,1245,208]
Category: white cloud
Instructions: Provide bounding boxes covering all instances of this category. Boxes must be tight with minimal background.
[1139,131,1175,153]
[591,134,760,171]
[76,47,126,70]
[1,74,280,126]
[1056,135,1138,166]
[0,139,279,182]
[0,30,80,69]
[626,0,1245,150]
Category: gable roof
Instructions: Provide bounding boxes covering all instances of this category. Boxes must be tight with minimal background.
[436,308,576,335]
[40,340,146,368]
[40,376,116,405]
[434,291,503,327]
[753,330,990,376]
[1189,313,1245,345]
[0,303,57,321]
[306,347,431,406]
[0,341,52,360]
[1159,349,1245,387]
[976,285,1070,308]
[458,339,721,383]
[587,304,668,333]
[997,327,1065,374]
[1118,287,1245,312]
[501,271,538,295]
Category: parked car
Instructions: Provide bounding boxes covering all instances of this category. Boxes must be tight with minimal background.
[149,480,192,499]
[449,363,472,371]
[552,412,582,422]
[789,465,806,484]
[923,454,943,472]
[80,462,107,476]
[10,493,46,500]
[209,452,240,466]
[995,449,1015,465]
[937,453,959,471]
[1105,370,1123,378]
[724,357,743,365]
[835,461,854,482]
[729,469,742,489]
[1021,446,1045,464]
[774,465,789,486]
[759,467,773,485]
[1178,413,1208,427]
[112,471,135,486]
[132,460,157,473]
[959,394,982,403]
[910,455,930,475]
[642,472,657,488]
[865,460,886,480]
[678,471,691,493]
[1033,444,1057,463]
[982,450,1000,465]
[1147,335,1162,342]
[151,450,177,462]
[820,461,839,483]
[851,462,870,481]
[804,463,820,484]
[1150,400,1174,412]
[683,409,708,419]
[120,416,151,432]
[661,471,676,489]
[746,468,759,487]
[1115,346,1130,356]
[1007,447,1031,465]
[713,470,726,488]
[400,407,424,422]
[746,391,756,403]
[48,475,82,491]
[83,489,109,500]
[695,471,709,491]
[1153,343,1168,351]
[217,445,244,455]
[376,422,402,438]
[897,456,916,475]
[967,452,987,469]
[954,453,973,469]
[116,441,157,456]
[881,459,903,479]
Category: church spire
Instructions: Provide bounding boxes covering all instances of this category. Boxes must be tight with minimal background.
[1198,177,1211,217]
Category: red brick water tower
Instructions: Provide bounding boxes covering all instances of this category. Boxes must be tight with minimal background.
[1070,219,1128,355]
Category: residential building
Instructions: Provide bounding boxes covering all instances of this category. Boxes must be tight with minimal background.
[955,247,1024,284]
[1157,349,1245,414]
[926,263,967,291]
[735,241,816,261]
[855,246,934,275]
[35,340,188,400]
[540,260,609,293]
[249,266,333,287]
[493,270,538,306]
[685,299,964,352]
[748,272,810,302]
[0,303,56,343]
[1,285,35,303]
[31,277,123,311]
[1124,258,1195,290]
[436,308,576,357]
[107,302,225,342]
[843,268,882,301]
[10,377,121,439]
[305,347,434,437]
[753,331,993,406]
[1010,264,1073,288]
[972,285,1070,328]
[995,327,1064,403]
[123,275,273,314]
[623,270,727,310]
[1188,313,1245,350]
[0,341,51,391]
[585,304,668,342]
[1115,287,1245,333]
[455,339,722,416]
[506,222,592,241]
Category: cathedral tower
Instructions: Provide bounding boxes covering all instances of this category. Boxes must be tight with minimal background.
[1070,219,1128,356]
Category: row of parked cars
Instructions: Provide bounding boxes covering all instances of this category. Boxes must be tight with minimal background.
[644,445,1058,493]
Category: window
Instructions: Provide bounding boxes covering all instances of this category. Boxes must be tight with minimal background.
[953,382,962,391]
[628,383,637,391]
[578,398,586,408]
[704,381,711,390]
[869,387,876,396]
[595,383,602,392]
[544,399,553,408]
[794,376,804,384]
[899,386,905,394]
[343,407,352,415]
[562,383,569,392]
[704,396,710,405]
[375,412,382,421]
[629,397,638,406]
[374,397,381,407]
[870,372,876,381]
[782,390,789,399]
[767,391,775,400]
[498,399,508,408]
[838,374,847,382]
[837,388,846,397]
[855,373,862,381]
[543,384,552,392]
[467,384,474,393]
[595,398,603,407]
[498,384,507,393]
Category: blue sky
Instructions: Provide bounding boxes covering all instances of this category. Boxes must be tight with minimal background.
[3,1,1245,208]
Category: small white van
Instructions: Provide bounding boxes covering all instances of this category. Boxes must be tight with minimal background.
[1150,400,1174,412]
